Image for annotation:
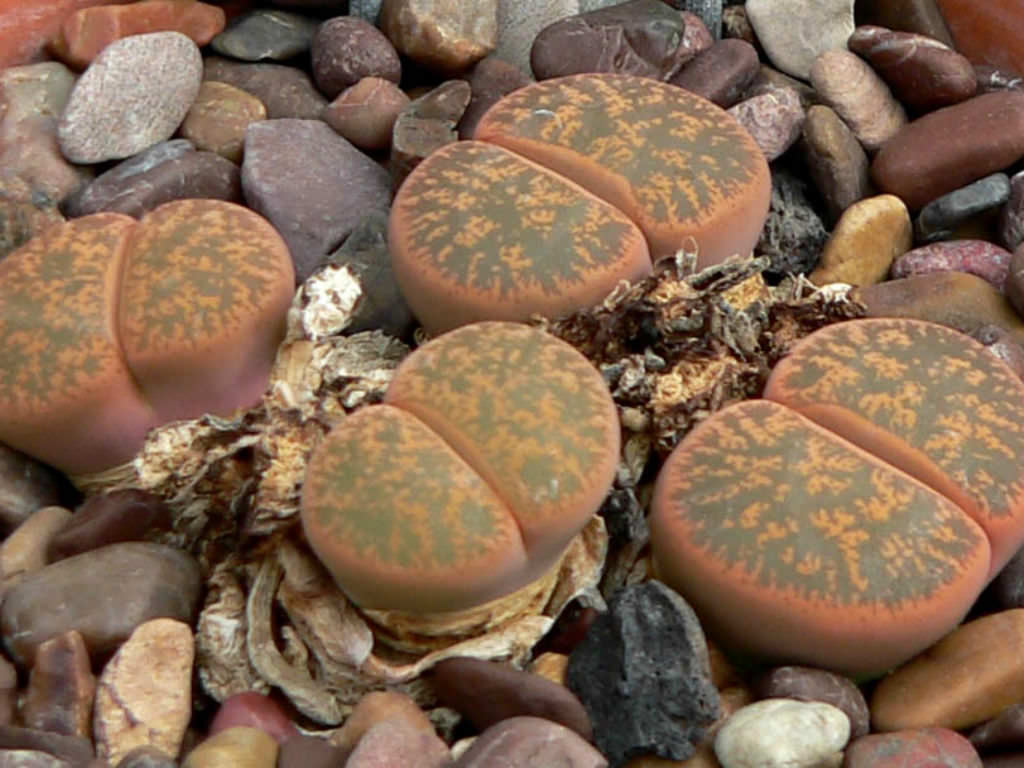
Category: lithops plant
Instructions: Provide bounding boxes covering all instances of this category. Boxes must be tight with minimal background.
[651,318,1024,676]
[390,73,771,335]
[0,199,294,476]
[301,321,619,614]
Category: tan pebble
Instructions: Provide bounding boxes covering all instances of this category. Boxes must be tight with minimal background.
[871,608,1024,731]
[810,49,907,152]
[323,76,410,151]
[182,726,278,768]
[329,690,435,753]
[93,618,194,764]
[0,505,71,585]
[179,80,266,163]
[529,652,569,685]
[809,194,911,286]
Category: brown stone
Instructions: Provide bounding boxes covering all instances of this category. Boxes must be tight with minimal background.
[93,619,194,764]
[323,76,409,152]
[669,39,760,109]
[179,80,266,164]
[809,194,911,285]
[0,505,71,588]
[0,656,16,727]
[380,0,497,75]
[51,0,226,70]
[311,15,401,99]
[203,57,326,120]
[23,631,96,739]
[871,91,1024,210]
[871,609,1024,731]
[855,0,954,46]
[801,104,873,225]
[0,445,63,536]
[46,490,172,563]
[277,735,350,768]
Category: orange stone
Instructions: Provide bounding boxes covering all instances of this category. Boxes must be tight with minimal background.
[51,0,226,70]
[0,0,134,68]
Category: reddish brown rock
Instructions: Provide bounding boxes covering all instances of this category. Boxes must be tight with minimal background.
[846,728,982,768]
[890,240,1012,291]
[47,490,172,562]
[0,0,134,68]
[329,691,435,754]
[848,25,977,113]
[935,0,1024,78]
[453,717,606,768]
[203,57,327,120]
[871,91,1024,210]
[51,0,226,70]
[323,76,409,151]
[208,692,298,745]
[669,38,760,108]
[345,721,451,768]
[311,15,401,99]
[855,0,954,47]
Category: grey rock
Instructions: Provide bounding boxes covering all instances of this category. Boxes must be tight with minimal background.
[58,32,203,164]
[531,0,694,81]
[63,140,242,219]
[210,10,320,62]
[752,666,870,738]
[349,0,383,23]
[242,119,391,283]
[327,210,415,340]
[916,173,1010,243]
[311,16,401,99]
[0,727,92,766]
[757,167,829,276]
[1000,170,1024,251]
[0,445,63,536]
[566,580,720,766]
[0,542,201,666]
[669,38,759,108]
[203,57,327,120]
[453,717,606,768]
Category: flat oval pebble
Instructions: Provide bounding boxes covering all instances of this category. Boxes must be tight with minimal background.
[809,193,911,286]
[451,716,606,768]
[210,9,319,62]
[872,91,1024,211]
[871,609,1024,731]
[714,699,849,768]
[801,104,873,225]
[890,240,1012,291]
[847,25,976,113]
[57,31,202,164]
[0,541,201,666]
[914,173,1011,243]
[845,727,981,768]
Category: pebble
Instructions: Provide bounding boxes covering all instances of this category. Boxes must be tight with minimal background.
[1000,171,1024,251]
[809,194,912,286]
[179,81,267,164]
[755,166,829,277]
[277,735,350,768]
[452,717,607,768]
[311,16,401,99]
[871,609,1024,731]
[326,210,416,340]
[847,25,976,113]
[752,666,869,739]
[0,726,94,765]
[891,240,1012,291]
[727,86,804,162]
[970,702,1024,753]
[801,104,873,225]
[63,139,242,219]
[208,692,297,745]
[345,720,451,768]
[379,0,497,75]
[531,0,694,81]
[57,32,202,164]
[241,118,391,283]
[0,505,71,586]
[92,619,193,764]
[713,699,849,768]
[0,541,201,666]
[495,0,579,77]
[0,446,63,535]
[745,0,854,80]
[845,727,982,768]
[915,173,1011,243]
[329,691,435,754]
[323,76,409,151]
[202,57,327,120]
[457,56,532,140]
[567,581,719,765]
[390,79,471,188]
[0,62,93,205]
[209,9,319,62]
[46,490,171,563]
[871,91,1024,211]
[855,272,1024,347]
[669,38,760,108]
[855,0,955,47]
[51,0,226,71]
[934,0,1024,80]
[22,631,95,739]
[182,727,277,768]
[810,49,907,154]
[431,657,592,740]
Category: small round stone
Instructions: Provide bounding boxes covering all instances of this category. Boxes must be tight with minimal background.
[714,699,850,768]
[311,16,401,99]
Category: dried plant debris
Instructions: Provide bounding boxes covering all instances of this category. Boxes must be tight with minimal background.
[81,252,862,729]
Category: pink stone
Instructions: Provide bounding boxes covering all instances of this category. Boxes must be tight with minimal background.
[890,239,1012,292]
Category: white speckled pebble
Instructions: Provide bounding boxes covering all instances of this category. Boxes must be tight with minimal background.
[714,698,850,768]
[58,31,202,164]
